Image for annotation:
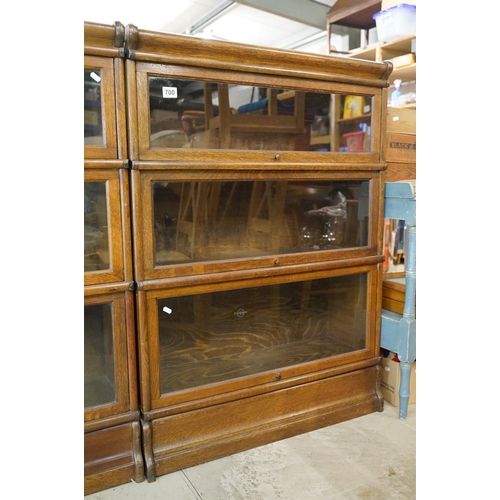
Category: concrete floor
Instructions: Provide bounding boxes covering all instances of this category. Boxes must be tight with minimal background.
[86,402,416,500]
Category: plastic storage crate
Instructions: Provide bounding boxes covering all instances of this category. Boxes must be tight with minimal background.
[373,4,416,43]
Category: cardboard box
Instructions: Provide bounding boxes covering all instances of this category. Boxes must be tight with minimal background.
[391,53,416,69]
[385,108,416,178]
[385,133,416,163]
[387,108,416,135]
[380,351,416,406]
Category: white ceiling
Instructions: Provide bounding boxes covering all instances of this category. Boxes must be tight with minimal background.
[83,0,340,54]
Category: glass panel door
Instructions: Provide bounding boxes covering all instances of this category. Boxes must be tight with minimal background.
[84,181,110,272]
[84,169,125,285]
[84,302,115,407]
[147,77,374,153]
[84,56,118,159]
[84,68,104,146]
[84,292,130,420]
[156,272,367,394]
[150,179,369,267]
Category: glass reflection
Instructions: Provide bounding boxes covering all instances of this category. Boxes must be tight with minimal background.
[337,95,372,152]
[153,180,369,266]
[84,182,110,272]
[84,303,116,407]
[84,69,103,145]
[148,77,373,152]
[158,273,367,393]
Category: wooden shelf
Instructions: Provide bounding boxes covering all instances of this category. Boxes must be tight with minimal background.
[390,63,416,85]
[337,113,371,124]
[347,45,378,61]
[346,36,416,85]
[347,35,416,62]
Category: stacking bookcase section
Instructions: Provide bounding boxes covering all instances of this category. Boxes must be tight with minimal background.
[84,168,131,286]
[84,22,144,495]
[125,23,389,163]
[122,24,392,482]
[133,175,377,281]
[84,287,144,494]
[137,264,383,479]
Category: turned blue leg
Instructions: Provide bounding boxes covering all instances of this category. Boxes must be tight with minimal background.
[398,361,412,419]
[398,225,416,419]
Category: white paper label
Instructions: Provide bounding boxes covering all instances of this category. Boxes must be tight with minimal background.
[162,87,178,98]
[163,306,172,314]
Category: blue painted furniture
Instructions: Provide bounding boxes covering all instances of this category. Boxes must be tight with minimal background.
[381,181,416,420]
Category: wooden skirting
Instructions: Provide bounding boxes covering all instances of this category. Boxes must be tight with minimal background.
[84,421,145,495]
[144,362,382,481]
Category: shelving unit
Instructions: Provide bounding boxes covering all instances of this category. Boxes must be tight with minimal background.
[343,34,416,180]
[329,92,373,153]
[347,35,416,87]
[326,0,381,54]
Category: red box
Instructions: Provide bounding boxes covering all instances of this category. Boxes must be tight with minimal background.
[343,131,364,151]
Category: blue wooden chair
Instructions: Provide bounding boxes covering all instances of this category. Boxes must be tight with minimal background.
[380,181,416,419]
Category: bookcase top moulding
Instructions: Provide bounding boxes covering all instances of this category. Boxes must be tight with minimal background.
[84,21,394,89]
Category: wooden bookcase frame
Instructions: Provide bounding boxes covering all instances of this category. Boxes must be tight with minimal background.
[84,20,393,491]
[84,22,144,496]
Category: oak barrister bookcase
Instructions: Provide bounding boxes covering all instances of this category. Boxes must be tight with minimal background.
[84,21,393,494]
[84,22,144,495]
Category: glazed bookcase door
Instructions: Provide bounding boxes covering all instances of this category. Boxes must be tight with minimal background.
[132,172,376,281]
[133,63,382,163]
[140,265,380,411]
[84,291,132,422]
[84,55,118,159]
[84,169,126,285]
